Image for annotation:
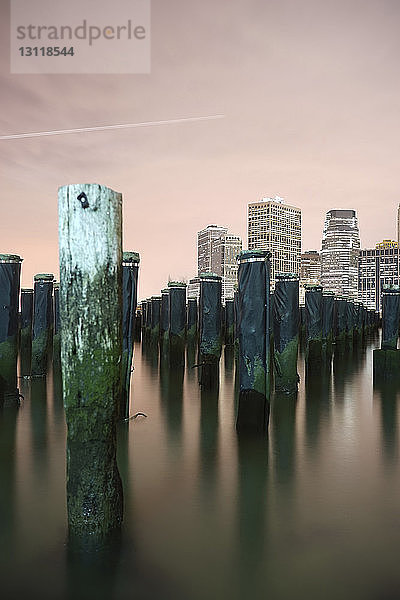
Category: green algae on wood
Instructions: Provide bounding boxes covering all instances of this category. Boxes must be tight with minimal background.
[199,274,222,387]
[273,273,299,394]
[31,273,54,376]
[236,250,271,433]
[58,183,123,542]
[121,252,140,419]
[168,282,187,366]
[187,297,198,339]
[0,255,22,407]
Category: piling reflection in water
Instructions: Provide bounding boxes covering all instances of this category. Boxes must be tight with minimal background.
[235,435,269,599]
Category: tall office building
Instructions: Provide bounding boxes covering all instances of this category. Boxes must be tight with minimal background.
[197,225,228,274]
[196,225,242,302]
[299,250,321,304]
[320,209,360,300]
[212,234,242,301]
[248,196,301,287]
[358,241,399,310]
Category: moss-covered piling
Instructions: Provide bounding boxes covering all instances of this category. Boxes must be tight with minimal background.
[373,286,400,383]
[168,281,187,366]
[236,251,271,433]
[31,273,54,376]
[20,287,33,352]
[121,252,140,420]
[187,297,198,340]
[305,284,323,372]
[273,273,299,394]
[58,183,123,542]
[199,274,222,389]
[0,254,22,407]
[160,288,170,354]
[52,282,61,368]
[224,299,235,346]
[322,291,334,361]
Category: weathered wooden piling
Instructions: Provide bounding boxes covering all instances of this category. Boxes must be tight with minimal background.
[0,254,22,407]
[305,284,323,371]
[20,287,33,350]
[141,300,147,334]
[134,309,142,341]
[53,282,61,366]
[224,299,235,346]
[353,301,362,342]
[168,281,187,365]
[121,252,140,420]
[31,273,54,377]
[150,296,161,346]
[145,297,152,340]
[233,287,239,357]
[160,288,170,352]
[373,286,400,381]
[322,291,334,360]
[199,273,222,388]
[334,296,347,345]
[345,300,354,348]
[236,251,271,433]
[273,273,299,394]
[187,297,198,340]
[58,183,123,541]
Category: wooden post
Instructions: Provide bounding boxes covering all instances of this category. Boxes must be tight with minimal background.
[273,273,299,394]
[236,251,271,433]
[0,254,22,407]
[121,251,140,420]
[53,282,61,367]
[31,273,54,376]
[58,183,123,541]
[20,288,34,350]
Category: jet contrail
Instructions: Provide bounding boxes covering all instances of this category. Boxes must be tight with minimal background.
[0,114,225,140]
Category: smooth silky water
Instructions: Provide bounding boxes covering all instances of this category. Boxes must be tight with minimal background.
[1,331,400,600]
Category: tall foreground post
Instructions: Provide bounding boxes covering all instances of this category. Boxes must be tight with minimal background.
[59,183,123,540]
[0,254,22,407]
[31,273,54,376]
[236,250,271,433]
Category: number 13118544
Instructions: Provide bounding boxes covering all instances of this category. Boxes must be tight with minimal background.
[18,47,74,56]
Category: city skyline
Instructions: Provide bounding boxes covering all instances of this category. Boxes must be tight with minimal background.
[139,199,399,301]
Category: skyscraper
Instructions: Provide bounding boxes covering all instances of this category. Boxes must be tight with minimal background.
[197,225,228,275]
[358,241,399,310]
[299,250,321,304]
[320,209,360,300]
[196,225,242,302]
[248,196,301,287]
[212,233,242,301]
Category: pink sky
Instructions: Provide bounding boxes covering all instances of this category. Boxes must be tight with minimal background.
[1,0,400,300]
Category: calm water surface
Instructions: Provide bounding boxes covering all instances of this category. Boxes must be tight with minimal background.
[1,332,400,600]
